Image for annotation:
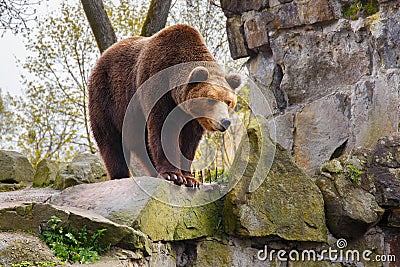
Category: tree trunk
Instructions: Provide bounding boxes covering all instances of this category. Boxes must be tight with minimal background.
[81,0,117,54]
[141,0,173,37]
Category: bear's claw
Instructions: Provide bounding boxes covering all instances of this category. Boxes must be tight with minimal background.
[158,172,200,188]
[183,176,200,188]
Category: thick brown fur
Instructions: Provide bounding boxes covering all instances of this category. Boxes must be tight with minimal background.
[88,24,240,187]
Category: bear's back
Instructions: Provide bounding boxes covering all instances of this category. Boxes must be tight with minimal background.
[135,24,215,85]
[88,25,216,132]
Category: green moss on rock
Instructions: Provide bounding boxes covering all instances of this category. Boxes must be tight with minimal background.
[223,117,327,242]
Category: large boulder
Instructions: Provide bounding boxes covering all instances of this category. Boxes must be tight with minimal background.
[316,171,384,239]
[223,117,327,242]
[54,153,108,190]
[51,177,223,242]
[0,201,149,252]
[316,138,400,238]
[0,150,34,183]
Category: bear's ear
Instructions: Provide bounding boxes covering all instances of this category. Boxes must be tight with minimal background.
[225,73,241,89]
[189,66,209,83]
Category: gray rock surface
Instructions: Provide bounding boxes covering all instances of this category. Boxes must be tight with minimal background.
[294,91,350,171]
[51,177,224,242]
[54,153,108,190]
[194,238,269,267]
[370,134,400,208]
[316,172,384,239]
[226,16,250,59]
[388,208,400,228]
[0,150,34,183]
[221,0,269,16]
[316,133,400,238]
[226,0,400,173]
[270,19,371,105]
[0,187,58,203]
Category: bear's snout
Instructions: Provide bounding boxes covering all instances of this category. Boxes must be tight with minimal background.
[219,118,231,132]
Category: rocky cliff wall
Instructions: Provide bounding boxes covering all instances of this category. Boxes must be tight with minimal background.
[223,0,400,173]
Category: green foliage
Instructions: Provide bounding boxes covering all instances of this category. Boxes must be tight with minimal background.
[6,2,98,165]
[342,0,379,20]
[4,0,246,172]
[194,167,229,183]
[364,2,379,16]
[106,0,147,38]
[345,164,364,185]
[212,168,229,182]
[40,216,109,264]
[4,1,146,166]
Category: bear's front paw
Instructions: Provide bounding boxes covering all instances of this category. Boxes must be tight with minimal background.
[183,175,201,188]
[158,172,200,188]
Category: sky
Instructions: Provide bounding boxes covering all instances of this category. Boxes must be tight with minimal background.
[0,0,62,96]
[0,33,26,96]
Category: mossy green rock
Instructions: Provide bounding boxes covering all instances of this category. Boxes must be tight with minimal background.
[321,159,343,173]
[0,150,34,183]
[130,178,224,241]
[223,117,327,242]
[0,232,60,266]
[0,183,26,192]
[194,238,277,267]
[134,189,223,241]
[51,177,224,242]
[33,158,59,187]
[0,202,149,253]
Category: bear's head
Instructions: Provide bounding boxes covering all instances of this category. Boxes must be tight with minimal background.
[175,66,241,132]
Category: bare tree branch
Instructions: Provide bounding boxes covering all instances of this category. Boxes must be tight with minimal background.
[0,0,39,35]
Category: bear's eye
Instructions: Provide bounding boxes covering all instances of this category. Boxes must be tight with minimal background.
[225,100,232,107]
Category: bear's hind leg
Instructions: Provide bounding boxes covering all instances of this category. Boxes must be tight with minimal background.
[93,124,130,179]
[101,140,130,179]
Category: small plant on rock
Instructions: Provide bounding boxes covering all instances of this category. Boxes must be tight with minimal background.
[345,164,364,185]
[40,216,109,264]
[342,0,379,20]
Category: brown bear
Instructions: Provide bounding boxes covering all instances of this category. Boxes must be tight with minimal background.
[88,24,241,187]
